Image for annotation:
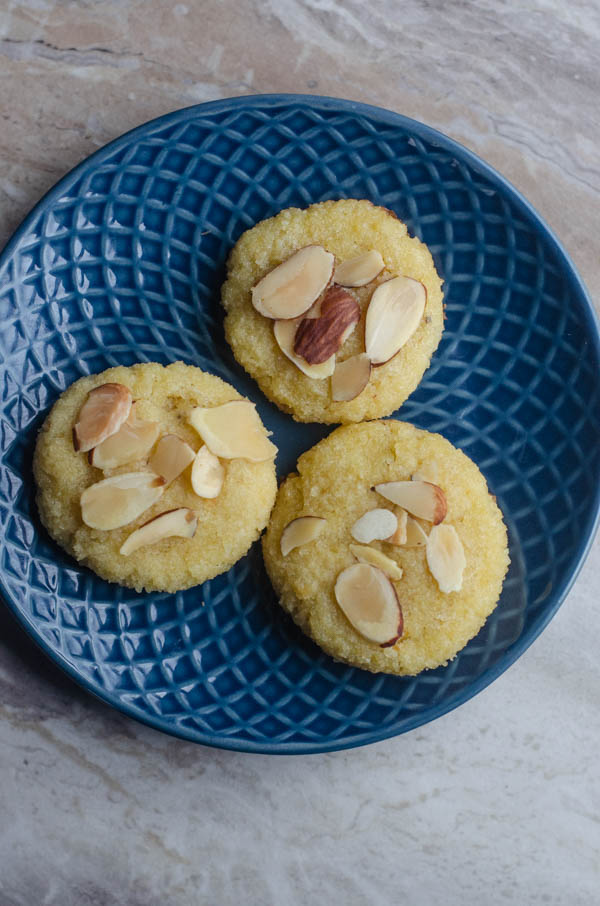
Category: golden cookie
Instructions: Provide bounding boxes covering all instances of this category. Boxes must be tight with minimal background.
[221,199,444,424]
[262,420,509,675]
[34,362,277,592]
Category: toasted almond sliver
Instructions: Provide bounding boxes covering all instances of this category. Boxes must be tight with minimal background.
[126,401,141,424]
[412,461,439,484]
[351,508,398,544]
[331,354,372,402]
[339,320,358,347]
[73,383,132,452]
[149,434,196,485]
[80,472,165,530]
[191,446,224,499]
[273,318,335,379]
[404,515,429,547]
[374,480,447,524]
[293,286,360,365]
[349,544,403,581]
[385,508,408,545]
[334,250,385,287]
[280,516,326,556]
[189,401,277,462]
[334,563,403,646]
[365,276,426,365]
[89,418,160,471]
[120,508,197,556]
[426,524,466,593]
[251,246,335,320]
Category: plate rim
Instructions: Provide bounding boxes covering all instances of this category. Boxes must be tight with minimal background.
[1,92,599,754]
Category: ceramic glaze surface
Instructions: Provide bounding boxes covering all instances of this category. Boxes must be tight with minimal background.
[0,95,598,753]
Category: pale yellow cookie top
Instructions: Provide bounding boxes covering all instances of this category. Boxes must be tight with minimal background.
[262,420,509,675]
[221,199,444,424]
[34,361,277,593]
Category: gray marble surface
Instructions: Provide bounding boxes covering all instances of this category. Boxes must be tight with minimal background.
[1,2,599,904]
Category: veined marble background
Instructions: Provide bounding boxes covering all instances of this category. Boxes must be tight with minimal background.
[0,2,599,904]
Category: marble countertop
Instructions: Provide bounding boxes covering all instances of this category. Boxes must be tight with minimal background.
[1,2,598,904]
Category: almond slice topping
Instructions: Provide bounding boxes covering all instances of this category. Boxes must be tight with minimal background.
[334,563,403,646]
[374,481,447,524]
[426,524,466,593]
[191,446,224,499]
[404,515,429,547]
[293,286,360,365]
[280,516,326,556]
[73,383,132,452]
[189,401,277,462]
[251,245,335,319]
[80,472,165,530]
[365,276,426,365]
[334,250,385,287]
[349,544,403,581]
[412,461,439,484]
[89,416,160,471]
[120,508,197,556]
[351,508,398,544]
[385,508,408,545]
[331,354,372,402]
[273,318,336,379]
[149,434,196,485]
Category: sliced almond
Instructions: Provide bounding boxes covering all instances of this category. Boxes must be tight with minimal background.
[80,472,165,530]
[251,246,335,319]
[365,276,426,365]
[331,354,372,402]
[351,508,397,544]
[191,446,224,498]
[293,286,360,365]
[189,401,277,462]
[349,544,403,581]
[334,250,385,287]
[385,508,408,545]
[89,417,160,471]
[339,320,358,346]
[404,515,429,547]
[280,516,326,556]
[334,563,403,646]
[412,461,439,484]
[426,524,466,593]
[73,383,132,452]
[120,508,197,556]
[149,434,196,485]
[126,401,139,422]
[374,481,447,524]
[273,317,335,378]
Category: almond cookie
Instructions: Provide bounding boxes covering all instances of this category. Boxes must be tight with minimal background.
[34,361,277,592]
[221,199,444,423]
[262,420,509,675]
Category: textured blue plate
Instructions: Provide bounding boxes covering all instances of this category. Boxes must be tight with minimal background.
[0,95,599,754]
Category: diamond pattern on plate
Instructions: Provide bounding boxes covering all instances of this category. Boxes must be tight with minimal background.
[0,97,599,753]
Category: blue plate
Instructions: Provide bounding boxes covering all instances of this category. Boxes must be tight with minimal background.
[0,95,599,754]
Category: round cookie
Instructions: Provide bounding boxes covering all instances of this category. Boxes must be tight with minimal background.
[262,421,509,675]
[34,362,277,593]
[221,199,444,424]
